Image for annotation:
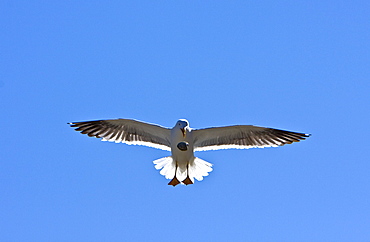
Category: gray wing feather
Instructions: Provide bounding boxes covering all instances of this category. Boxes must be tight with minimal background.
[193,125,310,151]
[69,119,171,151]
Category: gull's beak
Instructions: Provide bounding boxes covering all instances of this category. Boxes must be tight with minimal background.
[181,128,186,138]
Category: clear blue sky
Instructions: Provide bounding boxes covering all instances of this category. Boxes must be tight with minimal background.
[1,1,369,241]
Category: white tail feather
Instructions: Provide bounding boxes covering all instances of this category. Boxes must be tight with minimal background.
[153,156,213,184]
[153,156,175,179]
[191,157,213,181]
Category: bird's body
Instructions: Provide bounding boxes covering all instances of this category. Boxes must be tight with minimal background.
[69,118,310,186]
[170,120,194,165]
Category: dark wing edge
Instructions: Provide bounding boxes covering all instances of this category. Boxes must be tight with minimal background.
[193,125,311,151]
[69,119,171,151]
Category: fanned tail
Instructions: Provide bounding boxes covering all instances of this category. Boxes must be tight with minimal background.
[188,157,213,182]
[153,156,213,185]
[153,156,175,179]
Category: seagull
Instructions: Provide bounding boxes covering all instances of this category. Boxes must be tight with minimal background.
[69,118,310,186]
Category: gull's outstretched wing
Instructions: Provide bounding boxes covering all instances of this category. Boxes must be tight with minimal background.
[193,125,310,151]
[69,119,171,151]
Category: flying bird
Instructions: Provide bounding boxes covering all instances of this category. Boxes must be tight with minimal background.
[69,119,310,186]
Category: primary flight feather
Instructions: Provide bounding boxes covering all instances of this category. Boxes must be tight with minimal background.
[69,118,310,186]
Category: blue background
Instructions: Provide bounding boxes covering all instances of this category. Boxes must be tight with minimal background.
[1,1,369,241]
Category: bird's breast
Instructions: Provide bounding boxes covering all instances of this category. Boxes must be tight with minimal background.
[170,129,194,163]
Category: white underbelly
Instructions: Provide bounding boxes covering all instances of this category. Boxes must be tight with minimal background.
[171,146,194,164]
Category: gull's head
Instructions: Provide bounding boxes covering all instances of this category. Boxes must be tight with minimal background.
[175,119,189,137]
